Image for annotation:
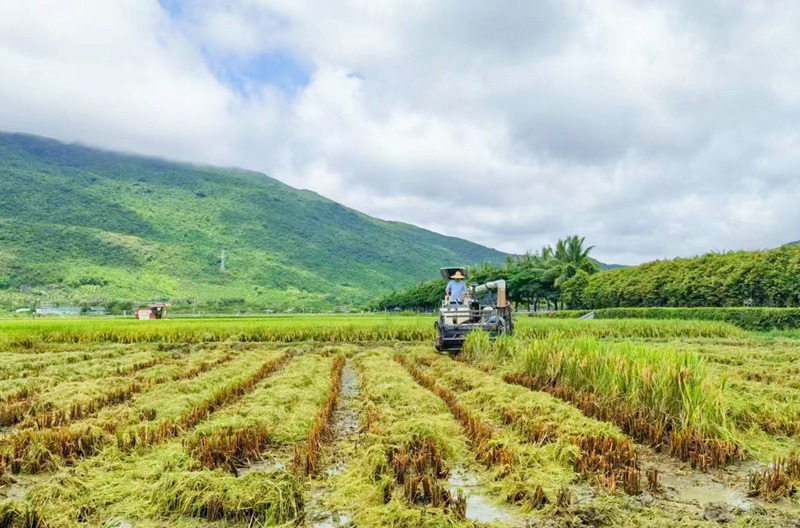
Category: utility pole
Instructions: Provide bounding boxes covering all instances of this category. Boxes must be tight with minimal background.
[220,250,227,273]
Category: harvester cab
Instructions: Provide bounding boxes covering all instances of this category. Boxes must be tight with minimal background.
[434,267,513,353]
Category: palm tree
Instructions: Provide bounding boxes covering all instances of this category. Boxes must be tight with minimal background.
[552,235,598,288]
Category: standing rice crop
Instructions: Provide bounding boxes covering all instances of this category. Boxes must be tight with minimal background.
[506,336,742,469]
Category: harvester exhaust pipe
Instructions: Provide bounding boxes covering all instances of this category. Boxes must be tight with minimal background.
[473,280,507,308]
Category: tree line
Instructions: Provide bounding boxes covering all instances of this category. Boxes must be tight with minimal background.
[371,240,800,312]
[565,245,800,309]
[369,235,599,311]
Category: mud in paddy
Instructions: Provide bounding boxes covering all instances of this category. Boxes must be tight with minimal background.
[305,359,361,527]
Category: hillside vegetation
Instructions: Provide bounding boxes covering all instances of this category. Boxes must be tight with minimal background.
[563,246,800,309]
[0,132,505,311]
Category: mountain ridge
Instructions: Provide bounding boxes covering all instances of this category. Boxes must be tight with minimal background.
[0,131,506,310]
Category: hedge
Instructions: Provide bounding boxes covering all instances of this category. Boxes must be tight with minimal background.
[534,307,800,331]
[575,246,800,309]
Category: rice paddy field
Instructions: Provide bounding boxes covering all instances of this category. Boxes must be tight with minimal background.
[0,315,799,527]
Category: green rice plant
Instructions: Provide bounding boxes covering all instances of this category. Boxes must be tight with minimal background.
[461,332,517,367]
[0,315,437,347]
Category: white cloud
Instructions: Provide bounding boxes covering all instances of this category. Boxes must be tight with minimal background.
[2,0,800,264]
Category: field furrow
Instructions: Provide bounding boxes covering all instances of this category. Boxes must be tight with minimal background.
[0,347,289,477]
[293,354,345,475]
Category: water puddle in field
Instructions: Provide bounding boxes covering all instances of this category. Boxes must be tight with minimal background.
[237,458,287,477]
[640,449,756,515]
[447,466,529,526]
[307,360,360,527]
[4,482,27,501]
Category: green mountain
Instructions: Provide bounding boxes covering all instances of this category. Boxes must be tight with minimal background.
[590,258,626,271]
[0,132,506,311]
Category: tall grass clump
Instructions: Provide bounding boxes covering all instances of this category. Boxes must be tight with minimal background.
[506,337,742,469]
[461,332,517,366]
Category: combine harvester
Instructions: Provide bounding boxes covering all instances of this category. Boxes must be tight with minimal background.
[434,267,513,353]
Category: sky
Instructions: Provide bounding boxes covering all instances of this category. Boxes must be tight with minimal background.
[2,1,800,265]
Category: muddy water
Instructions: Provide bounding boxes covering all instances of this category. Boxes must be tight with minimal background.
[306,361,360,528]
[447,466,529,526]
[639,448,758,519]
[237,457,287,477]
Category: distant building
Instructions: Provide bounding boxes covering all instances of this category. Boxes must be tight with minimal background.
[35,304,81,316]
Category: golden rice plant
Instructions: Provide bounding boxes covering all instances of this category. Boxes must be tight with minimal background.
[505,336,743,469]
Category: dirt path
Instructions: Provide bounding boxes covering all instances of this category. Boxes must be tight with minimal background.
[304,360,360,527]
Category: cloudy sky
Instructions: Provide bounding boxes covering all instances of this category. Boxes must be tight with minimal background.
[2,1,800,264]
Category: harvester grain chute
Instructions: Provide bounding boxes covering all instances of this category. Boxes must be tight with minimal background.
[434,267,513,353]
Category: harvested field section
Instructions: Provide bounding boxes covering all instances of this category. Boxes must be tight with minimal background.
[0,344,132,380]
[0,316,799,526]
[0,347,288,476]
[1,347,228,430]
[402,347,642,500]
[114,348,290,449]
[327,349,474,527]
[8,439,305,526]
[188,351,336,472]
[0,346,179,426]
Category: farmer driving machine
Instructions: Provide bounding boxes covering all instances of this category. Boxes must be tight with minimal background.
[434,267,513,353]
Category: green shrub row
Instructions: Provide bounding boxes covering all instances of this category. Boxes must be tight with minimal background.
[536,307,800,331]
[566,246,800,309]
